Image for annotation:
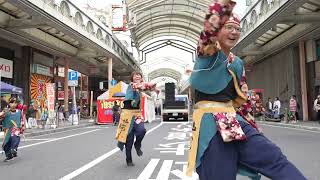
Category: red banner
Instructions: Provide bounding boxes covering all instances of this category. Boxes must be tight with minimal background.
[97,98,124,124]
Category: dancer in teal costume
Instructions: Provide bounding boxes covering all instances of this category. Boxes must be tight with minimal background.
[0,97,25,162]
[186,1,306,179]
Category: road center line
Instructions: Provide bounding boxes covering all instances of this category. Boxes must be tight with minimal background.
[0,129,100,153]
[60,123,163,180]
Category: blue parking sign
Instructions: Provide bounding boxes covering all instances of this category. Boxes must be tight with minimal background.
[69,71,78,81]
[111,78,117,86]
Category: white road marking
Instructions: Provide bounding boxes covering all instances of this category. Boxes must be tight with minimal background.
[22,138,56,141]
[171,169,198,180]
[0,129,100,153]
[261,124,320,133]
[130,159,198,180]
[129,159,160,180]
[162,122,191,124]
[85,126,109,129]
[175,162,188,165]
[60,123,163,180]
[156,160,173,180]
[28,126,92,138]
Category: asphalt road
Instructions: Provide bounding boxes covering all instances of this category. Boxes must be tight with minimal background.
[0,119,319,180]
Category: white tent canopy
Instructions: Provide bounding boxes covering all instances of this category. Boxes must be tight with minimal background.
[97,81,128,100]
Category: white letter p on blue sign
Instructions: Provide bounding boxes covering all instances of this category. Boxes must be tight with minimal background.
[69,71,78,81]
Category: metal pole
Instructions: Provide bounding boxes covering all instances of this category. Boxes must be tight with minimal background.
[79,74,82,122]
[0,70,2,110]
[72,86,77,125]
[108,58,113,90]
[90,91,93,119]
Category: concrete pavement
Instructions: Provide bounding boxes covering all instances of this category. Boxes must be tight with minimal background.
[0,118,95,139]
[0,119,318,180]
[258,120,320,132]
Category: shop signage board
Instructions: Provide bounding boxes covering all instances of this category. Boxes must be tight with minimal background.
[0,58,13,78]
[33,64,53,77]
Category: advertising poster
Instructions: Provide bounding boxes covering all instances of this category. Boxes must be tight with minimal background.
[30,74,52,108]
[97,98,124,124]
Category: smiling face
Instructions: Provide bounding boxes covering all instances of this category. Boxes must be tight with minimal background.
[9,99,17,111]
[217,23,241,52]
[132,73,142,83]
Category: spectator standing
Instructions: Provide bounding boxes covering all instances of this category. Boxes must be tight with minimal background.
[40,105,48,129]
[112,101,121,126]
[28,101,37,128]
[57,103,65,125]
[289,95,297,123]
[266,98,273,113]
[313,95,320,124]
[273,97,281,119]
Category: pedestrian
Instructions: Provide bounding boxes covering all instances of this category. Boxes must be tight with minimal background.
[57,103,65,125]
[313,95,320,124]
[40,105,48,129]
[112,101,121,126]
[115,71,158,166]
[289,95,297,123]
[28,101,38,128]
[265,97,273,118]
[186,1,306,179]
[0,97,25,162]
[273,97,281,119]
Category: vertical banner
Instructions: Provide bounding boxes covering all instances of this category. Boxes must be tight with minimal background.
[46,83,55,119]
[112,4,126,31]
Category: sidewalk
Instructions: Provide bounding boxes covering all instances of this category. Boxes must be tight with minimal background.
[0,118,96,139]
[257,120,320,132]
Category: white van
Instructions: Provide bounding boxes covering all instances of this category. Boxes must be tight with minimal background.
[162,95,189,121]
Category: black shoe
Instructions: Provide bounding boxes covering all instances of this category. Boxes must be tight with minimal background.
[4,156,13,162]
[11,149,17,157]
[117,142,124,151]
[127,161,135,166]
[136,148,143,157]
[126,159,135,166]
